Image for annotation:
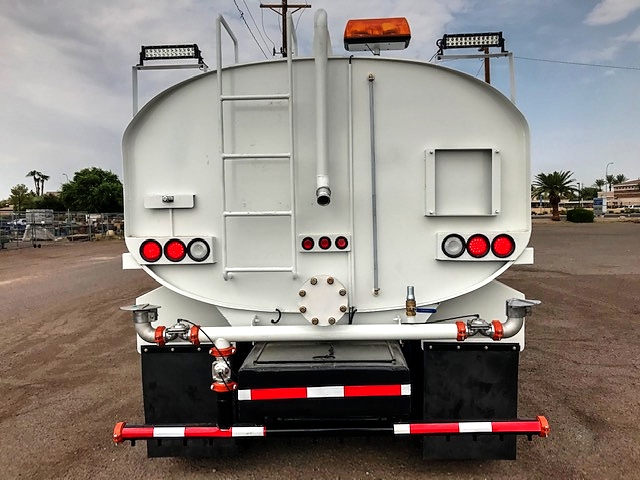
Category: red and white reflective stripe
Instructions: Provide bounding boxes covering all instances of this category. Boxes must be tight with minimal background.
[118,425,266,441]
[393,417,548,437]
[238,383,411,401]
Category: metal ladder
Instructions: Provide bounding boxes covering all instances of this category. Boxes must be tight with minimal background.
[216,15,298,280]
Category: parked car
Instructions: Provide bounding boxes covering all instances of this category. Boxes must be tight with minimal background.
[10,218,28,230]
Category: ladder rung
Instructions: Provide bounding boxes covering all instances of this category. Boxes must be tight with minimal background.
[224,211,292,217]
[221,93,290,101]
[222,153,291,160]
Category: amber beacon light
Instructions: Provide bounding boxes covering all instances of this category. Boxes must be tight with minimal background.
[344,17,411,53]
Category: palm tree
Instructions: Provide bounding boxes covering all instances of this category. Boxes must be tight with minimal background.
[26,170,42,196]
[594,178,606,191]
[532,171,576,221]
[605,174,615,192]
[613,173,628,185]
[39,173,50,195]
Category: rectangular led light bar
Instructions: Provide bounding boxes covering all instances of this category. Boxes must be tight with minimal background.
[139,44,203,65]
[439,32,504,51]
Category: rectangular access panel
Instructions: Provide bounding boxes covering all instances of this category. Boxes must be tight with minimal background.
[238,341,411,423]
[422,342,519,460]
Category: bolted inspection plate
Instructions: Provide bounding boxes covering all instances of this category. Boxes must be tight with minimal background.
[297,275,348,327]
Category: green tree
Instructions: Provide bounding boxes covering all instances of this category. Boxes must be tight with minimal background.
[39,173,50,194]
[60,167,123,213]
[34,193,66,211]
[26,170,43,196]
[594,179,605,191]
[9,184,37,212]
[581,186,599,201]
[613,173,628,185]
[532,171,575,221]
[605,174,615,192]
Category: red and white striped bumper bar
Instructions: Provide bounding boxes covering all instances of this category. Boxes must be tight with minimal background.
[113,416,549,444]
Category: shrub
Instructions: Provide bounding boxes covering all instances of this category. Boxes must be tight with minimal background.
[567,208,594,223]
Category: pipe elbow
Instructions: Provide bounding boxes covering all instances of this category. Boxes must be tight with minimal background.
[496,316,524,339]
[134,322,157,343]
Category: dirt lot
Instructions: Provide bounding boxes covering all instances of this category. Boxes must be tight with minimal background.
[0,220,638,480]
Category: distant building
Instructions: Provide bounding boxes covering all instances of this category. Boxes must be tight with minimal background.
[598,179,640,208]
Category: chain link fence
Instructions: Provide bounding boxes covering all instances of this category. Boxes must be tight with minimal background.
[0,210,124,250]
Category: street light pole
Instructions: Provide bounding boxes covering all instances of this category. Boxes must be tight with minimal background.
[578,182,582,208]
[606,162,614,191]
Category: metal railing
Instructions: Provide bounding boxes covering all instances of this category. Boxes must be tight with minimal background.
[0,211,124,250]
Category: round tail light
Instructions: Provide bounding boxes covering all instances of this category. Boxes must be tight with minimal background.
[335,236,349,250]
[164,239,186,262]
[318,236,332,250]
[491,234,515,258]
[140,239,162,262]
[442,234,465,258]
[466,234,490,258]
[301,237,315,251]
[187,238,210,262]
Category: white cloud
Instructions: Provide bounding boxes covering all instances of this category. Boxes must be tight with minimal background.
[585,0,640,26]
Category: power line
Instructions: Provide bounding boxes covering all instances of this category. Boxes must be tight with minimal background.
[261,7,276,52]
[515,55,640,71]
[242,0,271,54]
[295,1,308,30]
[232,0,269,58]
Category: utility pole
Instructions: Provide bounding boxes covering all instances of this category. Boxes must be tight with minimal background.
[260,1,311,57]
[482,46,491,84]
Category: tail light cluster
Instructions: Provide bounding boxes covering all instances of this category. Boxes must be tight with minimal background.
[299,234,351,252]
[441,233,515,260]
[134,237,215,265]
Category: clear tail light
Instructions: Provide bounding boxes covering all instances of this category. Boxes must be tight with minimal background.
[187,238,210,262]
[442,234,465,258]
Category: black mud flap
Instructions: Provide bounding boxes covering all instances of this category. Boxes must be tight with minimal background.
[422,343,519,460]
[141,345,238,458]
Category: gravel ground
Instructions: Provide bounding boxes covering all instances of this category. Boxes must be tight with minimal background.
[0,220,638,479]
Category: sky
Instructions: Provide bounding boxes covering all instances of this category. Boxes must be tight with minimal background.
[1,0,640,199]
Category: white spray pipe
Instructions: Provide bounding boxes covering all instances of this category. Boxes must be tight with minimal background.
[314,9,331,206]
[196,323,461,342]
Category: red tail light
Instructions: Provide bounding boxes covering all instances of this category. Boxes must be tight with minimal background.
[318,236,332,250]
[466,234,490,258]
[335,236,349,250]
[491,234,515,258]
[301,237,315,251]
[140,240,162,262]
[164,239,187,262]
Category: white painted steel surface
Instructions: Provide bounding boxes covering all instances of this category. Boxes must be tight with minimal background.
[123,34,531,336]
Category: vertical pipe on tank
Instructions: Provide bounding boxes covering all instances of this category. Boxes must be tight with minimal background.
[287,12,298,277]
[347,56,356,300]
[314,10,331,206]
[368,73,380,295]
[132,67,138,116]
